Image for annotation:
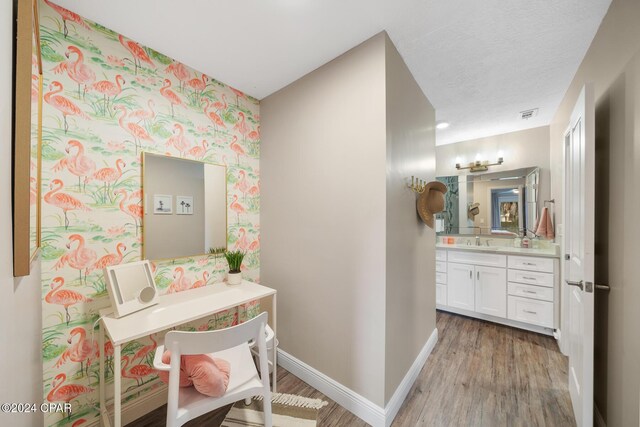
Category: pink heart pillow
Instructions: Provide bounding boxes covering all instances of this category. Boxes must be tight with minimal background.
[156,350,193,387]
[185,354,231,397]
[156,351,231,398]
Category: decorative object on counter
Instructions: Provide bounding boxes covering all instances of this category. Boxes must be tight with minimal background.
[408,175,429,194]
[522,235,531,249]
[467,202,480,219]
[225,250,246,285]
[104,260,158,318]
[456,155,504,173]
[417,181,448,228]
[536,206,555,239]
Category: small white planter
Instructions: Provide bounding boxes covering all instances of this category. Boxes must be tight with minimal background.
[227,271,242,285]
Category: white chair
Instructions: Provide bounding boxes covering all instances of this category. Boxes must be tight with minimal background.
[153,312,272,427]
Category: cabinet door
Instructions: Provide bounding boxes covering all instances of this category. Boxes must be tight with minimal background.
[475,265,507,318]
[447,263,475,311]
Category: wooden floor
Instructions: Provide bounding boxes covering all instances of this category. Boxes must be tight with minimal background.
[128,311,575,426]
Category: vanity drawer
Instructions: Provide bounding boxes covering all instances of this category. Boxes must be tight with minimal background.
[508,256,554,273]
[436,272,447,285]
[508,269,554,288]
[436,250,447,261]
[436,284,447,306]
[436,261,447,273]
[508,282,554,302]
[448,250,506,268]
[508,296,553,328]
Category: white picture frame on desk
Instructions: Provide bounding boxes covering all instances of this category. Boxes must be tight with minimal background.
[104,260,159,318]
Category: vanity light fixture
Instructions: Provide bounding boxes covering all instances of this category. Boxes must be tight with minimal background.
[456,156,504,173]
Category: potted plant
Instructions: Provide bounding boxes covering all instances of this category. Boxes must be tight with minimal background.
[224,250,245,285]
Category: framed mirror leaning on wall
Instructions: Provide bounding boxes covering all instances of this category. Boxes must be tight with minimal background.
[436,167,540,237]
[142,153,227,260]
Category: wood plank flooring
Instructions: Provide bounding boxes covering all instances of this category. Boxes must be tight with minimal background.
[128,311,575,426]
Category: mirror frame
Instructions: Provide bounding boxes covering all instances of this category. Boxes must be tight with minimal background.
[141,152,228,261]
[13,0,42,277]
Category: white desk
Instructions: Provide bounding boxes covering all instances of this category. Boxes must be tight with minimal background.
[99,280,277,427]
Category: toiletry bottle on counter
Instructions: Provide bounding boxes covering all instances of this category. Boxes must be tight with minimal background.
[522,235,531,249]
[514,235,522,248]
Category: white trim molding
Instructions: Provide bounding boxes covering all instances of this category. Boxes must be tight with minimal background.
[277,328,438,427]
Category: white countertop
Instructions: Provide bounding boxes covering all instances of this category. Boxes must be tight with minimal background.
[436,243,559,258]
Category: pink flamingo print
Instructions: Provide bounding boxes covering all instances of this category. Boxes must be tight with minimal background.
[167,267,192,293]
[165,62,190,91]
[31,74,39,102]
[46,373,93,420]
[188,139,208,159]
[52,140,96,191]
[248,184,260,197]
[89,242,126,274]
[55,327,98,377]
[43,0,90,38]
[107,55,125,67]
[235,228,249,250]
[230,87,247,107]
[104,340,114,374]
[160,79,185,118]
[248,236,260,251]
[230,194,246,224]
[45,277,92,326]
[44,179,91,229]
[122,355,155,387]
[90,158,126,203]
[72,419,87,427]
[234,170,249,200]
[115,189,142,235]
[202,98,226,133]
[115,105,154,154]
[90,74,125,115]
[44,81,90,134]
[234,112,250,142]
[248,125,260,142]
[118,34,155,74]
[52,46,96,99]
[191,271,210,289]
[165,123,191,157]
[187,73,208,100]
[129,99,156,125]
[132,334,157,363]
[229,136,246,165]
[55,234,97,285]
[212,93,228,112]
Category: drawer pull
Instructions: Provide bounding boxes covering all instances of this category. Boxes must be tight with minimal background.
[523,276,537,280]
[523,290,537,294]
[523,262,536,266]
[523,310,538,315]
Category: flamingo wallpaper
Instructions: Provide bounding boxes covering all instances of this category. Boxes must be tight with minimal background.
[38,1,261,425]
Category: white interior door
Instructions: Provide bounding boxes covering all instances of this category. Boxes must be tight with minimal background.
[564,84,595,427]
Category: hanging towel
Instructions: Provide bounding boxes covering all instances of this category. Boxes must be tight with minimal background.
[536,207,555,239]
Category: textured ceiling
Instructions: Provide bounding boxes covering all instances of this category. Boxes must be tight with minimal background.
[53,0,611,145]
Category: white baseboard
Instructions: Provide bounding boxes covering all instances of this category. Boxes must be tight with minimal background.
[86,384,168,427]
[595,403,606,427]
[384,328,438,426]
[277,348,386,426]
[277,328,438,427]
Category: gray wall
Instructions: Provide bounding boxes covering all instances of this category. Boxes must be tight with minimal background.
[383,34,436,403]
[144,154,206,259]
[548,0,640,424]
[0,1,44,425]
[261,33,388,406]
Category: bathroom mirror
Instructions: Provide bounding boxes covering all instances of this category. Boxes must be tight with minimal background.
[105,260,158,318]
[436,167,540,236]
[142,153,227,260]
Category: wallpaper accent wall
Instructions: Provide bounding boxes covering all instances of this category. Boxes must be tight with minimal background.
[38,2,260,425]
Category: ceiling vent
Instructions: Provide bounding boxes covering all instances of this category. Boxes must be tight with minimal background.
[520,108,539,120]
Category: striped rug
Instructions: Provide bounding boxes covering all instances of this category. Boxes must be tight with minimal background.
[221,393,328,427]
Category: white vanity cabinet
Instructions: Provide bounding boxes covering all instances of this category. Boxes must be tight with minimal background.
[436,247,559,335]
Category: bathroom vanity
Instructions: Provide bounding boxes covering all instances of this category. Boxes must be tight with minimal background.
[435,244,560,336]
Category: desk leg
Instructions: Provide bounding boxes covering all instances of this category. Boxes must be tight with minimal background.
[272,293,277,393]
[99,325,108,427]
[114,344,122,427]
